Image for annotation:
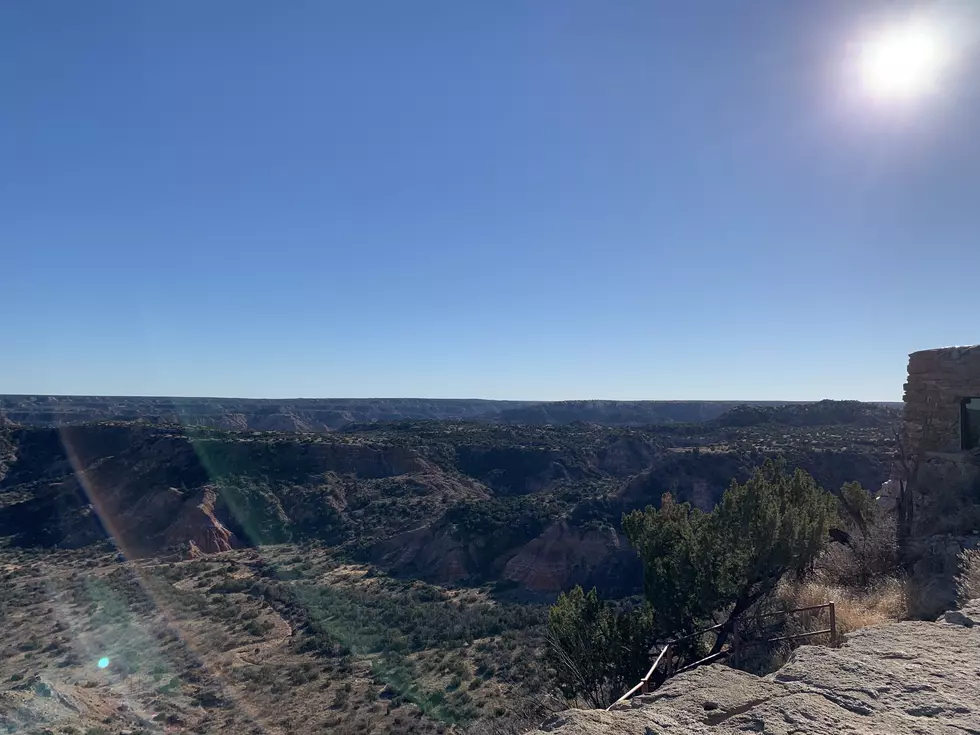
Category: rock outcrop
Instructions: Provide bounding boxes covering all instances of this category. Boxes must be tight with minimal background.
[163,487,238,554]
[529,601,980,734]
[372,523,476,583]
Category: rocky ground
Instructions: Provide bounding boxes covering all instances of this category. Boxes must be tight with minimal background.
[529,601,980,734]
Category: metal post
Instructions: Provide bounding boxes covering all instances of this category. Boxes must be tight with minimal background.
[663,643,673,678]
[828,602,837,647]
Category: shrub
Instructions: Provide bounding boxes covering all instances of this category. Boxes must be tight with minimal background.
[623,461,836,658]
[819,482,898,587]
[546,587,653,708]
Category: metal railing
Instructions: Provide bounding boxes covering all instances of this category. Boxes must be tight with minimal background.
[608,641,673,706]
[607,601,837,711]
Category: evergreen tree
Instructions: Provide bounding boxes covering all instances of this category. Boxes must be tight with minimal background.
[547,462,837,700]
[546,586,653,708]
[624,460,836,658]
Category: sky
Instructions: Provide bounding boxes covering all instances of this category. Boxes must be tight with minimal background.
[2,1,978,401]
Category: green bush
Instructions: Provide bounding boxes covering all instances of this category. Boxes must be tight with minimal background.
[624,461,836,657]
[548,461,837,706]
[546,586,653,707]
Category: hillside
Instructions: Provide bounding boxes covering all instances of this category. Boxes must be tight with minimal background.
[711,399,901,428]
[0,396,532,432]
[0,545,554,734]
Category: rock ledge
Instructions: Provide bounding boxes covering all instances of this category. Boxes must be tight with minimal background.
[529,601,980,734]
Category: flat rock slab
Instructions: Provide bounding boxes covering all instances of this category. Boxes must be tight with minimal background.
[528,601,980,735]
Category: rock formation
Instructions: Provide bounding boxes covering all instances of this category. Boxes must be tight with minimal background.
[163,487,238,554]
[529,600,980,734]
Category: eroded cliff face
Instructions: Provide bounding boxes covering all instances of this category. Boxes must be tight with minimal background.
[530,601,980,735]
[373,519,641,594]
[501,521,638,593]
[0,426,444,556]
[163,487,239,554]
[371,523,477,583]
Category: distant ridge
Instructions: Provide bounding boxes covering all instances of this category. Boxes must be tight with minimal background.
[0,395,901,431]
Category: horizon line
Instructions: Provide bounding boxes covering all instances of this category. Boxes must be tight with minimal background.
[0,393,903,404]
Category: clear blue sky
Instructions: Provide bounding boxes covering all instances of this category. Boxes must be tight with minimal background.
[2,1,978,401]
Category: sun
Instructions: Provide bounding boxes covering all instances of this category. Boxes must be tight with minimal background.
[859,20,950,101]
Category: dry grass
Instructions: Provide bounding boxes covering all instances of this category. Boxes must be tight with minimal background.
[956,549,980,603]
[779,577,907,636]
[730,577,908,676]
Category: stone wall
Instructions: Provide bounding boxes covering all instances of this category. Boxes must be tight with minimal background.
[902,345,980,615]
[904,344,980,455]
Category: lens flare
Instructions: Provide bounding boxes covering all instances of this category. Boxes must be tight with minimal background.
[98,657,110,669]
[859,19,950,101]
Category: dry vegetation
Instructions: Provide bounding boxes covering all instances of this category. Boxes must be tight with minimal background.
[724,499,908,678]
[781,577,907,635]
[725,577,907,677]
[0,544,550,735]
[794,506,907,635]
[1,499,923,735]
[0,501,941,734]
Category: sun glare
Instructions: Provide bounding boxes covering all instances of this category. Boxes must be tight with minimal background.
[860,20,950,101]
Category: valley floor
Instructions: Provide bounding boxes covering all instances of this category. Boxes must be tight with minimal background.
[0,544,551,734]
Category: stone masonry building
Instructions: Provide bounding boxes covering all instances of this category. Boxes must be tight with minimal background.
[901,344,980,614]
[904,345,980,456]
